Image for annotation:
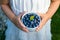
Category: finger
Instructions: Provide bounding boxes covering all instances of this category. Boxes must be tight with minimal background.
[36,26,43,32]
[36,27,40,32]
[21,23,29,32]
[19,19,29,32]
[22,27,29,32]
[36,25,41,32]
[18,23,29,32]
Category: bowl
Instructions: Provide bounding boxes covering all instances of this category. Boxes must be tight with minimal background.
[21,12,41,32]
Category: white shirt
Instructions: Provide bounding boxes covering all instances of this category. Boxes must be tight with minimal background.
[10,0,51,15]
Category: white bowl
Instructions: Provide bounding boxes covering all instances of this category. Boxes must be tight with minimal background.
[21,12,41,32]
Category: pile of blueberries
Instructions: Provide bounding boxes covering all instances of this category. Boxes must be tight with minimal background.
[21,13,41,28]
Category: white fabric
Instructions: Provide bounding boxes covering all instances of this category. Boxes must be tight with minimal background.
[10,0,50,15]
[5,0,52,40]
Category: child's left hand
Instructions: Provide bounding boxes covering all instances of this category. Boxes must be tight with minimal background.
[35,12,49,32]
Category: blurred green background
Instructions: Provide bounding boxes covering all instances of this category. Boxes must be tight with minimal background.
[0,6,60,40]
[51,6,60,40]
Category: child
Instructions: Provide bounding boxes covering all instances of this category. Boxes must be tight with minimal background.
[1,0,60,40]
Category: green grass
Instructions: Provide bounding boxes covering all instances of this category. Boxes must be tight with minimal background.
[51,6,60,40]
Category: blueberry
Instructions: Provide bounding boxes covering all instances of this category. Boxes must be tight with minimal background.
[32,24,34,28]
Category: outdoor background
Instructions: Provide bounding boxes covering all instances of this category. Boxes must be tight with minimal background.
[0,6,60,40]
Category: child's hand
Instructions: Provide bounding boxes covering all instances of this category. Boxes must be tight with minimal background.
[15,11,29,32]
[35,12,48,32]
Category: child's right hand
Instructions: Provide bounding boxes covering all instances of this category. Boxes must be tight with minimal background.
[14,11,29,32]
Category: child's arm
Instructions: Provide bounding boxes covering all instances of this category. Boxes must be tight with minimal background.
[1,2,29,32]
[36,0,60,31]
